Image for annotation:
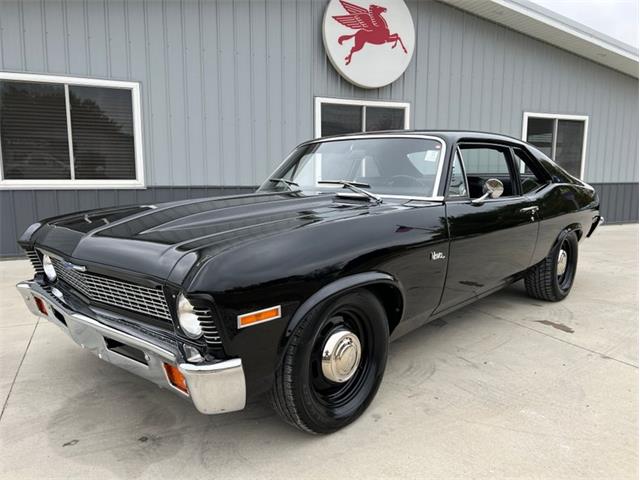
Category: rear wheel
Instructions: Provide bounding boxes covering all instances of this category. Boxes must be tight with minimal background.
[525,230,579,301]
[271,289,389,434]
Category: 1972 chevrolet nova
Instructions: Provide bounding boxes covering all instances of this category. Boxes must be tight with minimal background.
[16,131,602,433]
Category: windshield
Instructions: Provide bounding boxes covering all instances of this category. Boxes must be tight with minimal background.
[259,137,444,198]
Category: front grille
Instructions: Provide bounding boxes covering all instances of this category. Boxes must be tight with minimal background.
[24,248,44,274]
[194,307,222,346]
[50,257,172,321]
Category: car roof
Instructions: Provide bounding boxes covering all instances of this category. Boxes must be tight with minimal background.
[301,130,529,148]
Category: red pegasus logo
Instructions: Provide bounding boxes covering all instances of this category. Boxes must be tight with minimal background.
[333,0,408,65]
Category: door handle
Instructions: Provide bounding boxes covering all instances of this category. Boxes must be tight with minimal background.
[520,206,539,213]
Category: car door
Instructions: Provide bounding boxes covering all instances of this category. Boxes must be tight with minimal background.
[436,143,540,313]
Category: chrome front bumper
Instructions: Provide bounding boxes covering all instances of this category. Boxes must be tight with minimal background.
[16,281,246,414]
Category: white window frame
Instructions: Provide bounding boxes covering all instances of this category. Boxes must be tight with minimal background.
[0,72,144,189]
[521,112,589,180]
[314,97,410,139]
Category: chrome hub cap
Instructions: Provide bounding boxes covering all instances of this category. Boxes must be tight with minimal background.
[321,330,362,383]
[557,249,568,277]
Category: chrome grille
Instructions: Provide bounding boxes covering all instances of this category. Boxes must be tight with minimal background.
[195,307,222,346]
[24,248,44,274]
[50,257,171,321]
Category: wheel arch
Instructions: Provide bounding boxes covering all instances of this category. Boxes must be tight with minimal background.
[556,223,583,247]
[533,222,582,270]
[281,272,405,351]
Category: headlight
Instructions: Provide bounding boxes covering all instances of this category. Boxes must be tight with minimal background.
[42,254,57,281]
[176,293,202,339]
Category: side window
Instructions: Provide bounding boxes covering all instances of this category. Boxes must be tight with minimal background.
[447,150,467,197]
[461,147,510,175]
[458,145,515,199]
[512,148,545,194]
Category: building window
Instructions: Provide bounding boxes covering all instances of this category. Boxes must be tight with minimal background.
[315,97,410,138]
[522,112,588,179]
[0,73,144,188]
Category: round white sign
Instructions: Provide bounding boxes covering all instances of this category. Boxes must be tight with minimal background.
[322,0,415,89]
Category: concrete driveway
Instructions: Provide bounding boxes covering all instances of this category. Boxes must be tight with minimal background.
[0,225,637,479]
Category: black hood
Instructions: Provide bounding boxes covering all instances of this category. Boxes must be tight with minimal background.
[30,191,401,283]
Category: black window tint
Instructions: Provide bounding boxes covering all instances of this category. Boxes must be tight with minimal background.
[526,117,554,157]
[555,120,584,177]
[0,81,71,179]
[69,86,135,179]
[365,107,404,131]
[320,104,362,137]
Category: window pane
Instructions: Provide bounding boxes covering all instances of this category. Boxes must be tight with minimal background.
[0,81,71,179]
[461,147,510,174]
[365,107,404,131]
[459,146,515,198]
[273,138,442,198]
[513,148,544,194]
[407,150,439,175]
[320,103,362,137]
[448,150,467,197]
[526,117,554,157]
[70,86,136,179]
[555,120,584,177]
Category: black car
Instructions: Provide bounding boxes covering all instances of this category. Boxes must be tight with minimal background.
[16,131,602,434]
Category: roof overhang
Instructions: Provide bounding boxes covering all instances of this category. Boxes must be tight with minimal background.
[437,0,639,78]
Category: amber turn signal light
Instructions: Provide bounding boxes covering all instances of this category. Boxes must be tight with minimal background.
[34,297,48,316]
[237,305,282,329]
[163,363,188,394]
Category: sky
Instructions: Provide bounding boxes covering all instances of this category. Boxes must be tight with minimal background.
[530,0,639,48]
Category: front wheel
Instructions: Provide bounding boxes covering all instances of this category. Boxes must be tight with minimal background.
[271,289,389,434]
[525,230,579,301]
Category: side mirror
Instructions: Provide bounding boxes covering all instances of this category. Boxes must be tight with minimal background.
[472,178,504,204]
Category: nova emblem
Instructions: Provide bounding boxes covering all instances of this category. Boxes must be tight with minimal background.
[429,251,446,261]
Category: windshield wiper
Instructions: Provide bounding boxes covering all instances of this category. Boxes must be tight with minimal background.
[318,180,382,204]
[267,178,301,192]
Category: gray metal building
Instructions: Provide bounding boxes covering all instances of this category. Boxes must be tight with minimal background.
[0,0,638,257]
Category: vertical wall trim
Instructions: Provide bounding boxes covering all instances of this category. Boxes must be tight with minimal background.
[142,0,155,183]
[161,0,174,183]
[214,0,224,183]
[197,0,208,185]
[63,84,76,180]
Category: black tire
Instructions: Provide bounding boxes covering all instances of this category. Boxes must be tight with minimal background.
[271,289,389,434]
[525,230,579,302]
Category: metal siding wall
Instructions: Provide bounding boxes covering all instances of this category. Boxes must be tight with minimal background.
[0,0,637,257]
[0,186,256,256]
[592,183,640,224]
[2,0,634,185]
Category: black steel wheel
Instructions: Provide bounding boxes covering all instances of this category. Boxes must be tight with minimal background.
[525,230,579,301]
[271,289,389,434]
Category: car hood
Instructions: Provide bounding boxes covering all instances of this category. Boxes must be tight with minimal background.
[30,191,405,284]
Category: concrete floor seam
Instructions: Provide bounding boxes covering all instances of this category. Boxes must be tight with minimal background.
[0,319,39,423]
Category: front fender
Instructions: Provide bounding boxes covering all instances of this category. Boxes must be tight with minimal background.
[281,271,405,350]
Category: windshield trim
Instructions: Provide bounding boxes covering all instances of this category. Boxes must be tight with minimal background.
[283,134,448,199]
